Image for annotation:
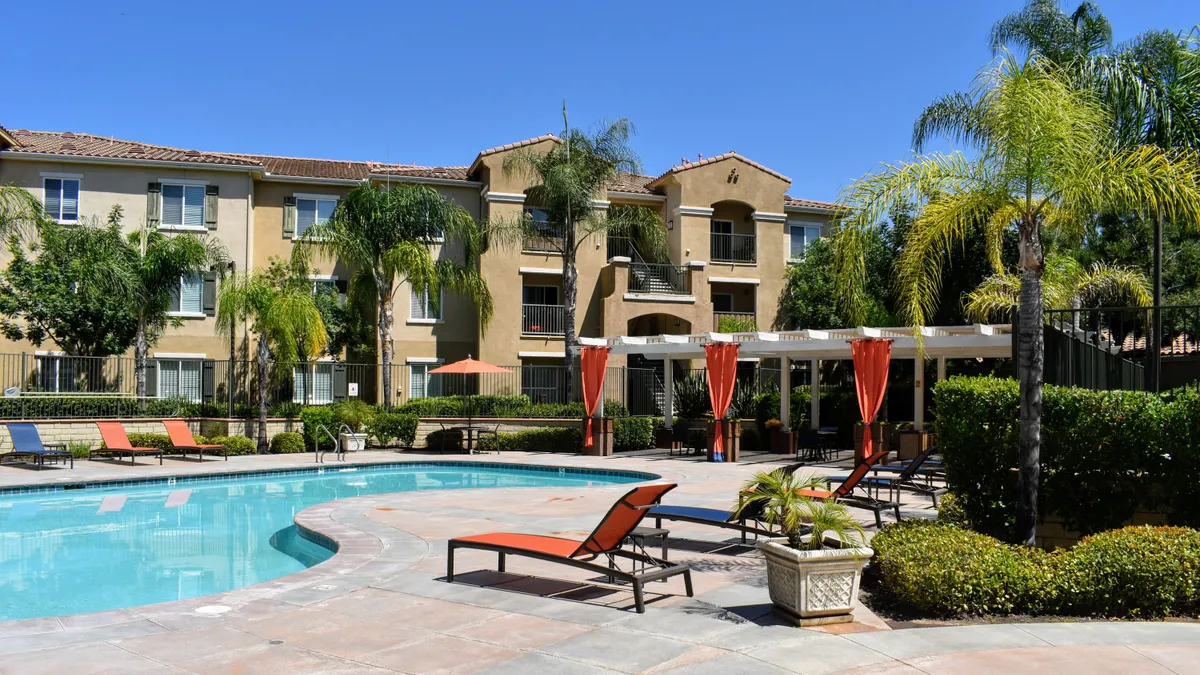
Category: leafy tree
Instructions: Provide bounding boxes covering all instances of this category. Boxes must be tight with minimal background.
[129,214,228,397]
[964,253,1150,321]
[833,57,1200,545]
[0,185,42,239]
[216,271,327,453]
[297,183,490,406]
[776,234,893,330]
[490,112,667,398]
[0,206,139,357]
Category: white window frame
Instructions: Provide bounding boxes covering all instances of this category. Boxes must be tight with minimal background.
[167,274,205,318]
[408,284,444,324]
[292,360,334,405]
[407,357,443,400]
[788,223,822,262]
[522,285,561,306]
[41,173,82,224]
[34,352,76,393]
[710,219,734,234]
[294,193,338,240]
[159,179,209,232]
[308,274,340,296]
[156,357,204,402]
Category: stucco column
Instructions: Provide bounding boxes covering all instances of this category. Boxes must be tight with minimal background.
[937,356,947,382]
[914,358,924,432]
[809,359,820,430]
[780,356,791,432]
[663,356,674,428]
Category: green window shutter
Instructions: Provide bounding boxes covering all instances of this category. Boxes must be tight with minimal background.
[146,182,162,229]
[144,360,158,398]
[202,272,217,316]
[332,363,348,402]
[204,185,219,230]
[202,360,215,403]
[283,196,296,239]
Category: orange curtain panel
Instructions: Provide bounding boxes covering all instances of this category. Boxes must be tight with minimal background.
[580,347,610,447]
[704,342,740,461]
[850,337,892,459]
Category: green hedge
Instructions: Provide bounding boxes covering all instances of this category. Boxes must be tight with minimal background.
[209,435,256,456]
[299,406,336,451]
[476,427,582,453]
[613,417,655,451]
[270,431,306,454]
[367,411,419,447]
[870,521,1200,618]
[934,376,1200,538]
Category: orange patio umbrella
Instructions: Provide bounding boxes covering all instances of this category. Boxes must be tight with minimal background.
[429,356,510,427]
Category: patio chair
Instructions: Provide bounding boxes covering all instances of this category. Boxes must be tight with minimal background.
[477,423,501,453]
[859,446,946,506]
[447,483,693,613]
[798,450,902,527]
[648,503,779,543]
[91,422,163,465]
[3,423,73,470]
[162,420,227,461]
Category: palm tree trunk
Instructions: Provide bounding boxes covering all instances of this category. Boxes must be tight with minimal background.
[256,338,270,454]
[134,314,148,399]
[1015,227,1045,546]
[379,283,394,407]
[562,229,578,403]
[228,314,236,418]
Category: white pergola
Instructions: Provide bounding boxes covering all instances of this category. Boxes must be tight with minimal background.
[580,324,1013,432]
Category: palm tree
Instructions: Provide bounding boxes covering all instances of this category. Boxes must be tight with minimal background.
[130,216,229,398]
[0,185,43,239]
[989,0,1112,64]
[489,111,667,398]
[832,56,1200,545]
[963,253,1151,322]
[216,272,327,453]
[296,183,491,407]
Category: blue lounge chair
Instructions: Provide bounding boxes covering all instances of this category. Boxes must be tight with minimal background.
[648,504,777,542]
[3,423,74,469]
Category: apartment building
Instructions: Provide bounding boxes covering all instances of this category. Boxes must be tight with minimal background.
[0,124,835,403]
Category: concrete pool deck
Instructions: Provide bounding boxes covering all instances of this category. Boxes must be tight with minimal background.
[0,450,1197,674]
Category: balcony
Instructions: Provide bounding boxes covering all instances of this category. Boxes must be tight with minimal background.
[522,223,565,253]
[522,304,566,335]
[629,263,691,295]
[711,232,756,264]
[714,312,757,332]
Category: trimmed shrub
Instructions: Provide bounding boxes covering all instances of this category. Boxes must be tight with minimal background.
[476,427,582,453]
[613,417,655,451]
[936,492,970,528]
[425,428,463,451]
[270,431,307,454]
[268,401,304,419]
[299,406,336,451]
[604,399,631,418]
[870,520,1054,616]
[367,411,419,448]
[67,441,91,458]
[126,433,172,449]
[935,376,1181,538]
[210,435,256,456]
[871,521,1200,618]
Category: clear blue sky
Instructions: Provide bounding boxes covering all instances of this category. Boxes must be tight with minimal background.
[1,1,1195,202]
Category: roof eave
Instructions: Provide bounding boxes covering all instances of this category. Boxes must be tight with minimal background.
[368,173,482,188]
[0,150,261,173]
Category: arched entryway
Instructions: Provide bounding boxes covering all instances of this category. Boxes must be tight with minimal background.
[624,313,692,415]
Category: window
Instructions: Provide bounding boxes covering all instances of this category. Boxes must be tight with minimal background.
[710,219,733,235]
[161,184,206,229]
[158,360,202,402]
[409,363,441,399]
[169,275,204,315]
[409,285,443,321]
[522,286,560,306]
[789,224,822,261]
[293,363,333,404]
[35,356,79,393]
[296,198,336,238]
[712,293,733,313]
[43,178,80,222]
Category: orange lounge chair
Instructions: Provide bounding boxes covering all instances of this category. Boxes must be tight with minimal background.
[163,420,227,461]
[798,450,901,527]
[91,422,163,465]
[448,483,693,613]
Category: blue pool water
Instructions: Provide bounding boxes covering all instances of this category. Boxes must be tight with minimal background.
[0,462,654,621]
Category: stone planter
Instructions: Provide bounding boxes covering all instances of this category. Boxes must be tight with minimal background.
[758,537,873,626]
[770,428,795,455]
[339,432,367,453]
[706,419,741,462]
[897,430,931,461]
[581,417,614,457]
[853,423,888,466]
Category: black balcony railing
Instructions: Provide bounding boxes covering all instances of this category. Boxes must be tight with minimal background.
[711,232,756,263]
[522,223,565,253]
[629,263,691,295]
[522,304,566,335]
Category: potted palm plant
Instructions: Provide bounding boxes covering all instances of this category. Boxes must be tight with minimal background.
[738,469,873,626]
[332,400,375,453]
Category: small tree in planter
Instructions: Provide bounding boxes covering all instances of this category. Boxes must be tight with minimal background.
[332,400,375,452]
[738,469,872,626]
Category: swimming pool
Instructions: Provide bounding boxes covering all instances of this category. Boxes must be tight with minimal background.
[0,462,656,621]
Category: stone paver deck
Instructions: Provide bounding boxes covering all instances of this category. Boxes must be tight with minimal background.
[0,450,1197,674]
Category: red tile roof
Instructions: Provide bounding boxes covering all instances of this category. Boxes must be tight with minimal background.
[215,153,369,180]
[784,195,839,212]
[646,152,791,187]
[607,172,656,195]
[4,130,256,166]
[371,163,470,181]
